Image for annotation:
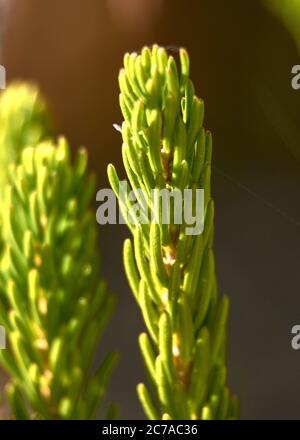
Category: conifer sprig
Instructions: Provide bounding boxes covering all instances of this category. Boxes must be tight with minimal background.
[0,82,52,190]
[0,137,117,419]
[108,45,238,420]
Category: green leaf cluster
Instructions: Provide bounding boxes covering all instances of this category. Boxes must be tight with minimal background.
[0,84,117,419]
[0,82,52,190]
[108,45,238,420]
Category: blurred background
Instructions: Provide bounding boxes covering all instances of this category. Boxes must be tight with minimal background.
[0,0,300,419]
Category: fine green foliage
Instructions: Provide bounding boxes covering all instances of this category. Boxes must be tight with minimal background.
[108,45,238,420]
[0,82,52,190]
[0,138,117,419]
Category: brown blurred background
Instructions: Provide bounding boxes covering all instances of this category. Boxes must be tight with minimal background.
[1,0,300,419]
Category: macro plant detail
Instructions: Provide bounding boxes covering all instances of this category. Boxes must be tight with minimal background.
[0,48,238,421]
[0,0,296,425]
[0,84,117,419]
[0,83,52,256]
[0,82,52,191]
[108,45,238,420]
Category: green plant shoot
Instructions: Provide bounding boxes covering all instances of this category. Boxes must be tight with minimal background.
[108,45,238,420]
